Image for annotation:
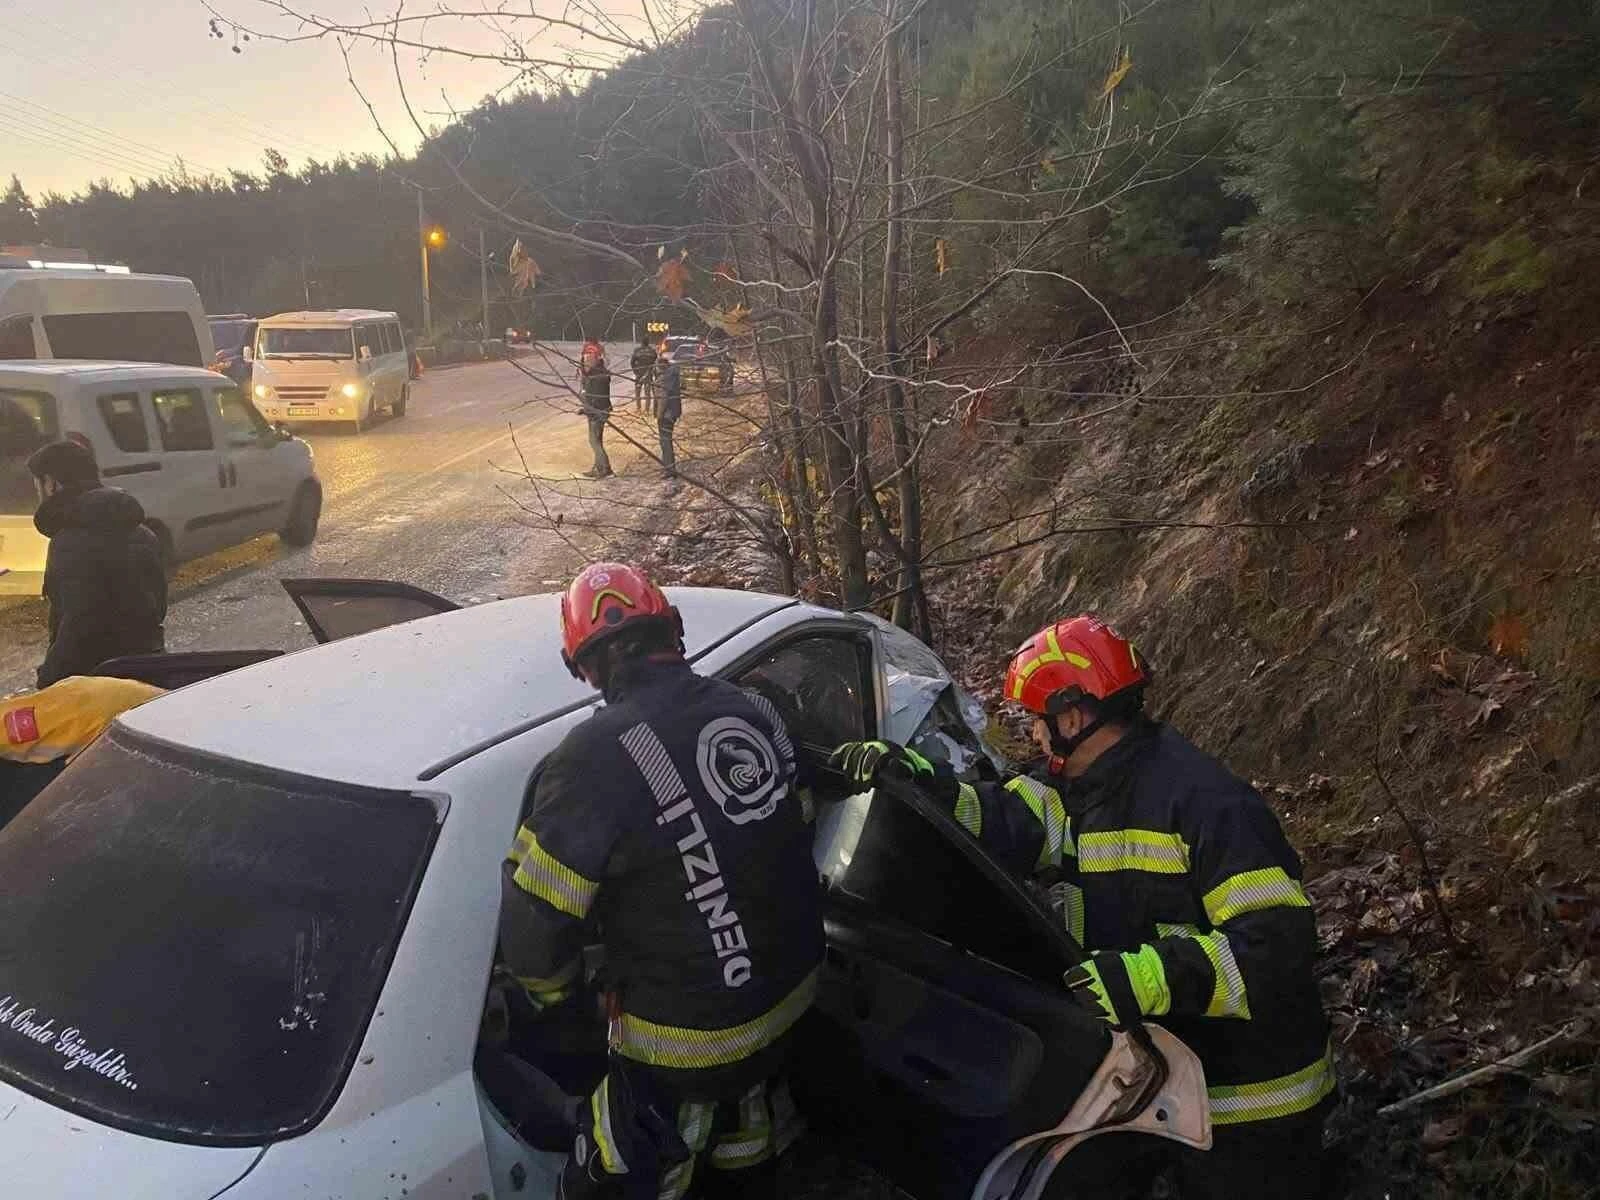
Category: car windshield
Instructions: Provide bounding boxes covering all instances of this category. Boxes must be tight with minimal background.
[0,728,440,1145]
[0,388,57,515]
[258,327,354,359]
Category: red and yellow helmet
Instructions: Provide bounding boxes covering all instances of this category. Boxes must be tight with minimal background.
[559,562,680,677]
[1003,614,1149,716]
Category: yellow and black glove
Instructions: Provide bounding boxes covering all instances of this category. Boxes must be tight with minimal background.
[828,740,936,788]
[1063,947,1171,1025]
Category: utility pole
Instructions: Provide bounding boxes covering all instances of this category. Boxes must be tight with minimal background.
[417,186,432,339]
[479,228,490,340]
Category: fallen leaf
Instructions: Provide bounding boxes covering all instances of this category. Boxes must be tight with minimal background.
[1422,1116,1466,1151]
[1488,612,1528,658]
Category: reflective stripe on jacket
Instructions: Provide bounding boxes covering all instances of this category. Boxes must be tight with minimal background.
[944,720,1333,1125]
[499,658,824,1097]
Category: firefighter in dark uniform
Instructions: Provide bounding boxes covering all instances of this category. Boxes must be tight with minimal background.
[500,562,823,1199]
[832,615,1334,1200]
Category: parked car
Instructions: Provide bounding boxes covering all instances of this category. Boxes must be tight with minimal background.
[668,340,733,394]
[0,361,321,596]
[251,310,410,433]
[0,581,1209,1200]
[0,262,213,366]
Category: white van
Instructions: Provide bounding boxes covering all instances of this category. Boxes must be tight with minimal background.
[0,265,213,366]
[0,362,320,596]
[251,310,410,432]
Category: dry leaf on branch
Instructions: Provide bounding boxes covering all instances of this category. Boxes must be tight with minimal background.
[657,257,691,300]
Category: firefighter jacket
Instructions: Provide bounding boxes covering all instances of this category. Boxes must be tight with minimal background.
[500,657,823,1098]
[942,720,1333,1128]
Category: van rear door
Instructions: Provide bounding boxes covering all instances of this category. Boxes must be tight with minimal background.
[0,386,55,595]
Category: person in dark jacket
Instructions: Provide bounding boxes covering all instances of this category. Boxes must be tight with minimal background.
[658,355,682,480]
[578,345,614,479]
[500,562,822,1199]
[630,337,658,414]
[832,615,1333,1200]
[28,440,166,689]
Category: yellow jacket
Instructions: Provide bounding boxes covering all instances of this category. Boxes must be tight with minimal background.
[1,676,165,764]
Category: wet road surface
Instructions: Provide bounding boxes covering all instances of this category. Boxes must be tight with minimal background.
[0,345,656,693]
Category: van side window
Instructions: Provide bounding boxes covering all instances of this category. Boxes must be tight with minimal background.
[152,389,214,452]
[388,323,405,353]
[1,389,58,513]
[41,313,202,367]
[0,314,36,359]
[97,393,151,453]
[356,327,376,361]
[376,324,394,356]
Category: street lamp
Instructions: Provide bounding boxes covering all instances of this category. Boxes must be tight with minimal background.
[420,223,447,339]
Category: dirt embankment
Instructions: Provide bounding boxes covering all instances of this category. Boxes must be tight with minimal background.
[912,267,1600,1193]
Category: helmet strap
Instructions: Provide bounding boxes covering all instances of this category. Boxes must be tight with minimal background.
[1048,714,1107,766]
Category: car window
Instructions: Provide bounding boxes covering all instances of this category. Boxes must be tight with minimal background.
[734,634,874,755]
[207,319,255,356]
[96,393,150,453]
[0,729,439,1145]
[355,327,377,362]
[389,322,405,352]
[815,783,1078,981]
[213,387,271,448]
[151,388,214,452]
[0,388,57,514]
[40,312,202,367]
[0,314,36,359]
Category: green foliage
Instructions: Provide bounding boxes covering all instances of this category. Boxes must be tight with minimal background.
[0,175,38,244]
[1463,227,1555,299]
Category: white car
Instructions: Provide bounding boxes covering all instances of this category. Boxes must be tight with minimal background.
[0,582,1208,1200]
[0,362,321,595]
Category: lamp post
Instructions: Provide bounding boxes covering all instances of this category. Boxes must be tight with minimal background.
[417,188,446,339]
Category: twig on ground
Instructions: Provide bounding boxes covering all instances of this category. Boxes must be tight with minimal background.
[1376,1020,1590,1117]
[1369,754,1460,950]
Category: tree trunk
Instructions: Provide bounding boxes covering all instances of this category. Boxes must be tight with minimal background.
[880,8,931,639]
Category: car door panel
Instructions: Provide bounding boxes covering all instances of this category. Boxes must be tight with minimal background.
[148,385,230,557]
[280,578,461,643]
[212,386,291,538]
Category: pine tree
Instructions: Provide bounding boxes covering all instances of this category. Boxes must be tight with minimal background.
[0,175,39,244]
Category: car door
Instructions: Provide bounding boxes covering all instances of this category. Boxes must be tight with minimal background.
[723,626,1120,1200]
[148,384,231,558]
[211,383,292,539]
[280,577,461,643]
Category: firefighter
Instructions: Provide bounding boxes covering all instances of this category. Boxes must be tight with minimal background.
[830,614,1334,1200]
[500,562,823,1200]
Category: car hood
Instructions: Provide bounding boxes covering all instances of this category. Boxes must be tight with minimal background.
[0,1079,261,1200]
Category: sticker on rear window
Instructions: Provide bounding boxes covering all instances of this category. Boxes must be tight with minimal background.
[4,706,39,744]
[0,996,140,1090]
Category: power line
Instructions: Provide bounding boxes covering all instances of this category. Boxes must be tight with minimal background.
[0,114,155,181]
[0,19,348,170]
[0,92,214,177]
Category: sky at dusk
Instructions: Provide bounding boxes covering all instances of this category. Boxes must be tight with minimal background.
[1,0,663,198]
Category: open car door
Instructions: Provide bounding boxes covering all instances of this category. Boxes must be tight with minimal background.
[279,577,460,644]
[725,621,1207,1199]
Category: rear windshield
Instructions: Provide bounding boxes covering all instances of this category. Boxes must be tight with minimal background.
[0,729,439,1145]
[258,327,354,359]
[0,388,57,514]
[40,312,203,367]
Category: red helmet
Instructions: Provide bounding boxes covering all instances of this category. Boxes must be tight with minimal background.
[559,562,681,677]
[1003,614,1149,716]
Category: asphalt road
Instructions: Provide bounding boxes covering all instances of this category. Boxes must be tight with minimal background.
[0,343,658,694]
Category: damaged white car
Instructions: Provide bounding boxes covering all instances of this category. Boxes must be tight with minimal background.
[0,581,1210,1200]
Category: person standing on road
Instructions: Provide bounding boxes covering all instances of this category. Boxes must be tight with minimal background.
[631,336,658,415]
[830,615,1334,1200]
[500,562,823,1200]
[657,353,683,480]
[27,440,167,689]
[578,342,614,479]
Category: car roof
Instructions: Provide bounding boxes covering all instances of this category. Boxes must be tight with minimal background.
[121,587,801,788]
[0,360,229,384]
[259,309,397,325]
